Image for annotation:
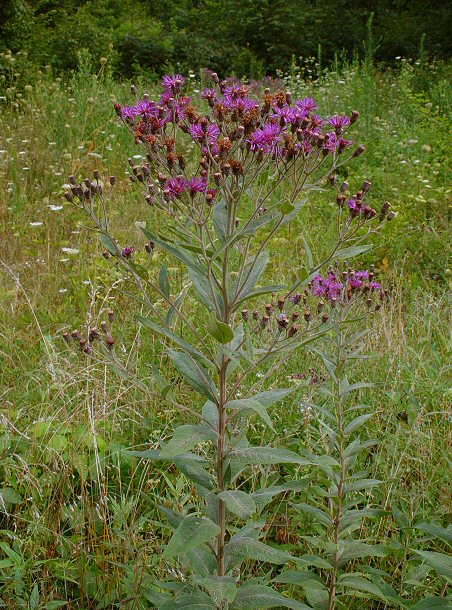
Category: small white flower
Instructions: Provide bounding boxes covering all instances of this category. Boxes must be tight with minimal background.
[48,205,63,211]
[61,247,79,255]
[59,288,68,293]
[29,221,43,226]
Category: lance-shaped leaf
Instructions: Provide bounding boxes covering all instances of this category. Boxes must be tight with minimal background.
[228,446,310,466]
[159,591,215,610]
[233,251,269,302]
[163,515,220,559]
[174,458,214,490]
[334,243,372,260]
[337,542,387,567]
[206,313,234,344]
[225,537,294,565]
[337,575,390,603]
[213,200,229,243]
[231,583,312,609]
[194,576,237,603]
[160,424,217,458]
[185,544,217,577]
[159,265,171,299]
[344,413,373,436]
[414,522,452,542]
[251,387,298,408]
[410,598,452,609]
[167,349,218,402]
[99,233,119,256]
[189,268,224,313]
[233,284,286,309]
[218,490,256,519]
[413,550,452,579]
[252,480,307,511]
[226,399,275,431]
[141,228,206,275]
[136,315,211,367]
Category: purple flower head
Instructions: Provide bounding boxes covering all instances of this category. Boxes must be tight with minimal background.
[189,122,220,143]
[248,123,282,153]
[222,83,249,99]
[162,74,186,94]
[312,274,343,302]
[270,104,293,124]
[206,188,218,202]
[370,281,381,290]
[121,105,140,121]
[188,177,207,196]
[223,95,258,112]
[310,114,325,129]
[328,115,350,131]
[202,88,217,102]
[167,176,188,199]
[355,270,369,280]
[295,97,318,113]
[122,245,134,259]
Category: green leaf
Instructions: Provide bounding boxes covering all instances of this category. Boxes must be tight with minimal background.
[141,228,206,275]
[0,488,23,505]
[159,592,215,610]
[137,315,211,366]
[228,446,310,466]
[414,522,452,542]
[167,349,218,402]
[99,233,119,255]
[233,251,269,301]
[334,244,372,260]
[213,200,229,243]
[251,387,297,408]
[185,544,217,577]
[295,503,331,527]
[232,583,312,609]
[337,542,387,567]
[160,424,217,458]
[163,515,220,559]
[159,265,170,299]
[344,413,373,436]
[252,480,307,511]
[337,575,389,602]
[413,550,452,579]
[195,576,237,603]
[301,234,314,270]
[226,398,275,431]
[166,285,190,327]
[279,200,296,215]
[273,569,324,587]
[206,313,234,344]
[218,490,256,519]
[410,597,452,609]
[175,458,214,490]
[342,479,382,494]
[225,537,294,565]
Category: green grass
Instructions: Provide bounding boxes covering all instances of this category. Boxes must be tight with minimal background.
[0,53,451,608]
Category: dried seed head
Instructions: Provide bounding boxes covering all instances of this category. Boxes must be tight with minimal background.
[89,327,100,342]
[277,296,285,310]
[107,309,115,322]
[304,309,311,322]
[265,303,274,315]
[100,320,108,333]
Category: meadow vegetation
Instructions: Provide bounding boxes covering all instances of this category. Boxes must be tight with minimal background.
[0,51,450,609]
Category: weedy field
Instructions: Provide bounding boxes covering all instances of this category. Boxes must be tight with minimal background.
[0,52,451,609]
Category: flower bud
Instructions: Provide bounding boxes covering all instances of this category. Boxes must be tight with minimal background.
[353,145,365,158]
[64,191,73,202]
[145,242,154,253]
[340,180,348,192]
[277,296,285,310]
[252,309,259,320]
[265,303,274,315]
[63,332,71,343]
[130,84,137,95]
[350,110,360,124]
[93,169,100,180]
[241,309,249,321]
[109,175,116,186]
[102,250,110,259]
[322,313,329,323]
[106,335,115,349]
[89,327,100,342]
[362,179,372,193]
[304,309,311,322]
[379,201,391,221]
[100,320,108,333]
[71,329,80,340]
[292,311,300,322]
[107,309,115,322]
[387,211,395,220]
[260,315,270,328]
[288,325,298,337]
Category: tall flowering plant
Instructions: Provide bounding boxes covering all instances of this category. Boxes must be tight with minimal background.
[65,73,393,608]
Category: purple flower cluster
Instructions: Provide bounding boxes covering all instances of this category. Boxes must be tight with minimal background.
[311,269,382,304]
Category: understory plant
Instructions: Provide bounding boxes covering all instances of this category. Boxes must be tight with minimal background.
[64,73,396,608]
